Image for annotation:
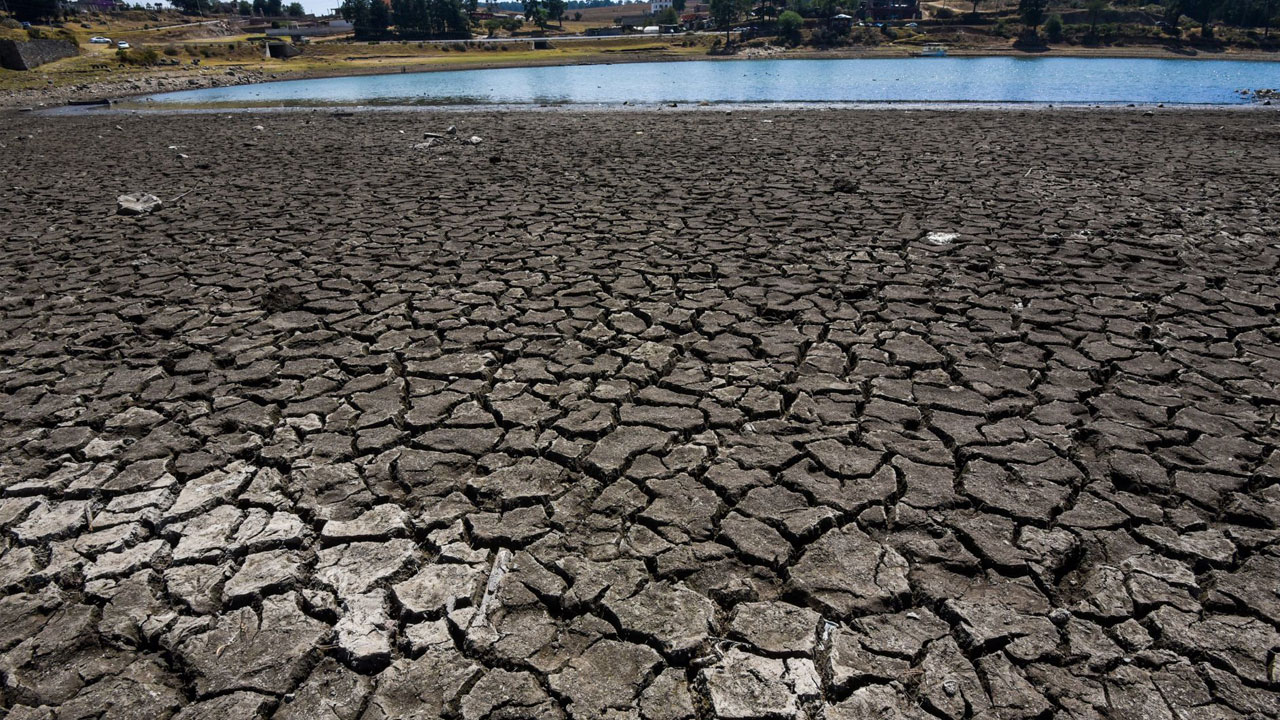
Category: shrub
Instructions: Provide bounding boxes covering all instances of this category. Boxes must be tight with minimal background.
[0,17,22,29]
[1045,13,1063,39]
[117,46,159,64]
[934,6,955,18]
[809,23,851,45]
[163,43,179,55]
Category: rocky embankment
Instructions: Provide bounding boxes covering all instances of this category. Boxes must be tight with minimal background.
[0,67,268,109]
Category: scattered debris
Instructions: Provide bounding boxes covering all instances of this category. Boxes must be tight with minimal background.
[116,193,162,216]
[465,136,483,145]
[925,231,958,245]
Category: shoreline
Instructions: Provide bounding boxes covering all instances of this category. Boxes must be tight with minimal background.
[3,42,1278,111]
[45,100,1280,117]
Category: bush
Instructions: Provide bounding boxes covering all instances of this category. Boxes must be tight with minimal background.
[117,46,159,64]
[163,43,179,55]
[0,17,22,29]
[933,6,955,18]
[1045,13,1063,39]
[809,23,851,45]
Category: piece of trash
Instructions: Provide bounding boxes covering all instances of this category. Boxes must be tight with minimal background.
[925,231,957,245]
[466,136,483,145]
[413,139,436,150]
[446,125,457,135]
[252,124,265,130]
[117,193,162,216]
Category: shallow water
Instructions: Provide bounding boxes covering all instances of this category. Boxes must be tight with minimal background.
[132,56,1276,107]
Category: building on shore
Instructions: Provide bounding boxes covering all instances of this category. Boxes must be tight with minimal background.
[859,0,921,20]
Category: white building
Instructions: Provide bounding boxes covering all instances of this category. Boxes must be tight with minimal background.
[650,0,672,13]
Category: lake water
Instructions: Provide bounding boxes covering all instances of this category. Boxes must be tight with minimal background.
[132,57,1277,107]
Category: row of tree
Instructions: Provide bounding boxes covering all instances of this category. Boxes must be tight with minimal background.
[1017,0,1274,37]
[169,0,306,16]
[339,0,472,34]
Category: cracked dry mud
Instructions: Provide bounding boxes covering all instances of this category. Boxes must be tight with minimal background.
[0,108,1278,719]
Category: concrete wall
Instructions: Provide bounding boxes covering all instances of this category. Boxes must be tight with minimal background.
[0,39,79,71]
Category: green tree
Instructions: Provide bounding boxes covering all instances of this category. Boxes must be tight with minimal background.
[523,0,549,27]
[673,0,686,9]
[777,8,802,39]
[266,0,284,14]
[172,0,205,15]
[1044,12,1062,38]
[710,0,742,41]
[238,0,252,13]
[547,0,566,25]
[13,0,61,21]
[1019,0,1048,31]
[253,0,266,13]
[1085,0,1105,33]
[369,0,391,29]
[286,1,305,14]
[1183,0,1219,37]
[656,5,678,22]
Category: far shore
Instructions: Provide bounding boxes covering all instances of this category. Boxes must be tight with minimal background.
[3,40,1277,110]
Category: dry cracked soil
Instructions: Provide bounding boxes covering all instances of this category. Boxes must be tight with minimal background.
[0,107,1278,719]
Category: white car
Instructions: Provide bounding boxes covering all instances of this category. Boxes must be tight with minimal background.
[116,41,130,49]
[90,36,111,43]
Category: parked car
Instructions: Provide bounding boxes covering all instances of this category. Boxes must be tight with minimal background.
[905,22,918,27]
[90,36,112,43]
[20,21,31,29]
[116,41,131,49]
